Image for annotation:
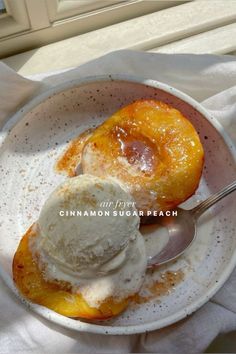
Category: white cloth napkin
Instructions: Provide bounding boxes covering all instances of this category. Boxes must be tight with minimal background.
[0,50,236,353]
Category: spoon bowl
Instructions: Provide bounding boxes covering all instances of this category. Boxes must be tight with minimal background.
[146,180,236,268]
[143,208,196,267]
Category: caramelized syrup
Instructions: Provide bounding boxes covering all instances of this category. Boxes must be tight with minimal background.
[111,126,156,174]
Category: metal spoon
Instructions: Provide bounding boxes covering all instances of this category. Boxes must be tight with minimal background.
[144,180,236,269]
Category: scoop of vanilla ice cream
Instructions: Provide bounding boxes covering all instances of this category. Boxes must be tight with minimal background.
[36,174,147,306]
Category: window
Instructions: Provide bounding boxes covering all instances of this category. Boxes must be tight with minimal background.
[0,0,187,58]
[46,0,125,22]
[0,0,7,14]
[0,0,30,39]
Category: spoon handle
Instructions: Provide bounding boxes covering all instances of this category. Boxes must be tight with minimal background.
[191,180,236,219]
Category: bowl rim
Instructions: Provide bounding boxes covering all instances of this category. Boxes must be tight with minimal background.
[1,74,236,335]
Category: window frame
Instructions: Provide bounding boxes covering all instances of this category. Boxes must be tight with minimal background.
[45,0,126,22]
[0,0,188,58]
[0,0,30,38]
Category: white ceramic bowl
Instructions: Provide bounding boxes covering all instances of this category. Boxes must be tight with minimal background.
[0,75,235,335]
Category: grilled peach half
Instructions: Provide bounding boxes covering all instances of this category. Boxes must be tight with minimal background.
[82,99,204,213]
[13,224,129,320]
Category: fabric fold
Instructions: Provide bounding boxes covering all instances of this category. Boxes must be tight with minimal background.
[0,51,235,353]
